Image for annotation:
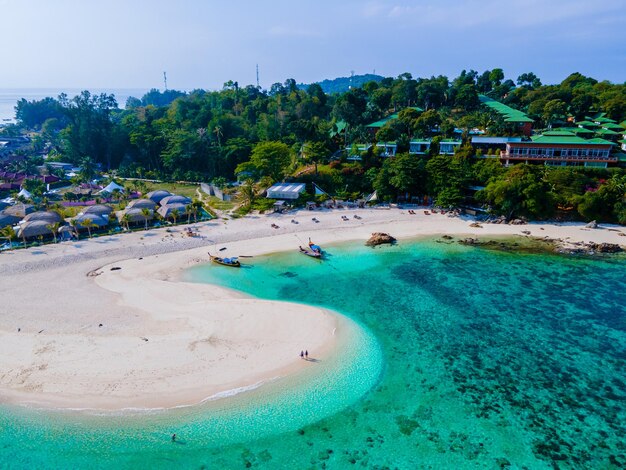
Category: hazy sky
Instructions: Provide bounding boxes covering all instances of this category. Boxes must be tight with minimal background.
[1,0,624,90]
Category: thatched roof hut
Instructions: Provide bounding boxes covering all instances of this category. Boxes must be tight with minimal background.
[72,213,109,228]
[22,211,64,224]
[82,204,114,216]
[0,212,21,229]
[127,199,157,210]
[157,203,188,219]
[116,208,154,224]
[147,190,172,204]
[16,220,56,239]
[3,203,35,217]
[160,195,192,206]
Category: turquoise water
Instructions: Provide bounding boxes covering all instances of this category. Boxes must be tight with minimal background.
[1,237,626,468]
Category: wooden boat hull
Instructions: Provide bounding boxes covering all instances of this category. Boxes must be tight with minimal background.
[210,256,241,267]
[300,249,322,259]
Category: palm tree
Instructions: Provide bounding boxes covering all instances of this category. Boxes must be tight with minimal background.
[185,204,192,224]
[0,226,17,250]
[213,125,223,147]
[46,222,60,244]
[69,219,79,239]
[171,208,180,225]
[121,213,131,231]
[191,199,203,222]
[240,179,256,208]
[141,208,151,230]
[80,218,96,238]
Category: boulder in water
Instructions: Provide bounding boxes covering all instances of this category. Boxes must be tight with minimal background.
[366,232,396,247]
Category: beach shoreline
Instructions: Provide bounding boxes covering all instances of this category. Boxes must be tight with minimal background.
[1,208,624,412]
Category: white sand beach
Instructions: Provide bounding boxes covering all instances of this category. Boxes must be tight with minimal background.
[0,208,624,411]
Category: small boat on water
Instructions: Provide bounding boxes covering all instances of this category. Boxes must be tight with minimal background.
[308,238,322,254]
[209,252,241,267]
[299,246,322,258]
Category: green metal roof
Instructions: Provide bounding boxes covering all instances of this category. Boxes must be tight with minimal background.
[479,95,534,123]
[366,106,423,128]
[528,134,612,145]
[594,117,616,124]
[602,122,624,130]
[575,120,599,127]
[595,128,619,136]
[585,138,615,145]
[543,130,576,137]
[568,127,594,134]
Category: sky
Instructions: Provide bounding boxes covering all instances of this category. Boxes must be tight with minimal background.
[0,0,624,91]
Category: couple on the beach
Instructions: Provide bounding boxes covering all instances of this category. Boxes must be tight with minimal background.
[300,350,309,360]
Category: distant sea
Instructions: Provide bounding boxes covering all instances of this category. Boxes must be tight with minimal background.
[0,88,150,123]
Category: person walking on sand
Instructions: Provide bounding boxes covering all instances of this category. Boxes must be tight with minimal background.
[305,350,309,360]
[300,350,304,359]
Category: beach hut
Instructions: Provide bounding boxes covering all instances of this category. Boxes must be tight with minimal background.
[147,190,172,204]
[127,199,157,210]
[81,204,114,216]
[159,195,192,206]
[16,220,56,239]
[157,203,188,219]
[57,225,75,241]
[97,181,125,195]
[22,211,64,224]
[0,212,21,229]
[116,208,154,224]
[3,203,35,218]
[72,213,109,229]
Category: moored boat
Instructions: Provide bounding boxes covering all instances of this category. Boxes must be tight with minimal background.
[209,253,241,267]
[299,246,322,258]
[308,238,322,254]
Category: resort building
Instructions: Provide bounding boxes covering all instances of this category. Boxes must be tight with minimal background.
[266,183,306,200]
[408,139,461,155]
[500,132,615,168]
[479,95,534,136]
[471,136,522,155]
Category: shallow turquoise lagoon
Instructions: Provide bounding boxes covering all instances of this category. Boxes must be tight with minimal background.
[2,237,626,469]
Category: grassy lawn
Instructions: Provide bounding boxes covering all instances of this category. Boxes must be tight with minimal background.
[205,195,237,211]
[140,182,200,199]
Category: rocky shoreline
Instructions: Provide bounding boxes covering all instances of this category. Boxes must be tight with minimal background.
[455,236,624,256]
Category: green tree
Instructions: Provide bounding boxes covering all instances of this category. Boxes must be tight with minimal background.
[236,141,293,182]
[80,218,96,238]
[46,222,60,243]
[477,165,555,219]
[140,208,151,230]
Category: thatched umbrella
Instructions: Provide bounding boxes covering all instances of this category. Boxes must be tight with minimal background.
[3,203,35,217]
[82,204,114,216]
[147,190,172,204]
[157,203,188,219]
[0,212,21,229]
[159,195,192,206]
[127,199,157,210]
[22,211,64,224]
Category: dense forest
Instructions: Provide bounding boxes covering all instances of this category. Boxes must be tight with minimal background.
[2,69,626,223]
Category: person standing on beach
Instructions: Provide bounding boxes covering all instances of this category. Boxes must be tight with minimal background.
[305,350,308,359]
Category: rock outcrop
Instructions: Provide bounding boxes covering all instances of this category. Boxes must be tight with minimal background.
[365,232,396,247]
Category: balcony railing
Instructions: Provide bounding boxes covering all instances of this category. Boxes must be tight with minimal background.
[500,152,616,162]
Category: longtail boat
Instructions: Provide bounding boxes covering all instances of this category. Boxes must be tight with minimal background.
[308,238,322,254]
[299,246,322,259]
[209,252,241,267]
